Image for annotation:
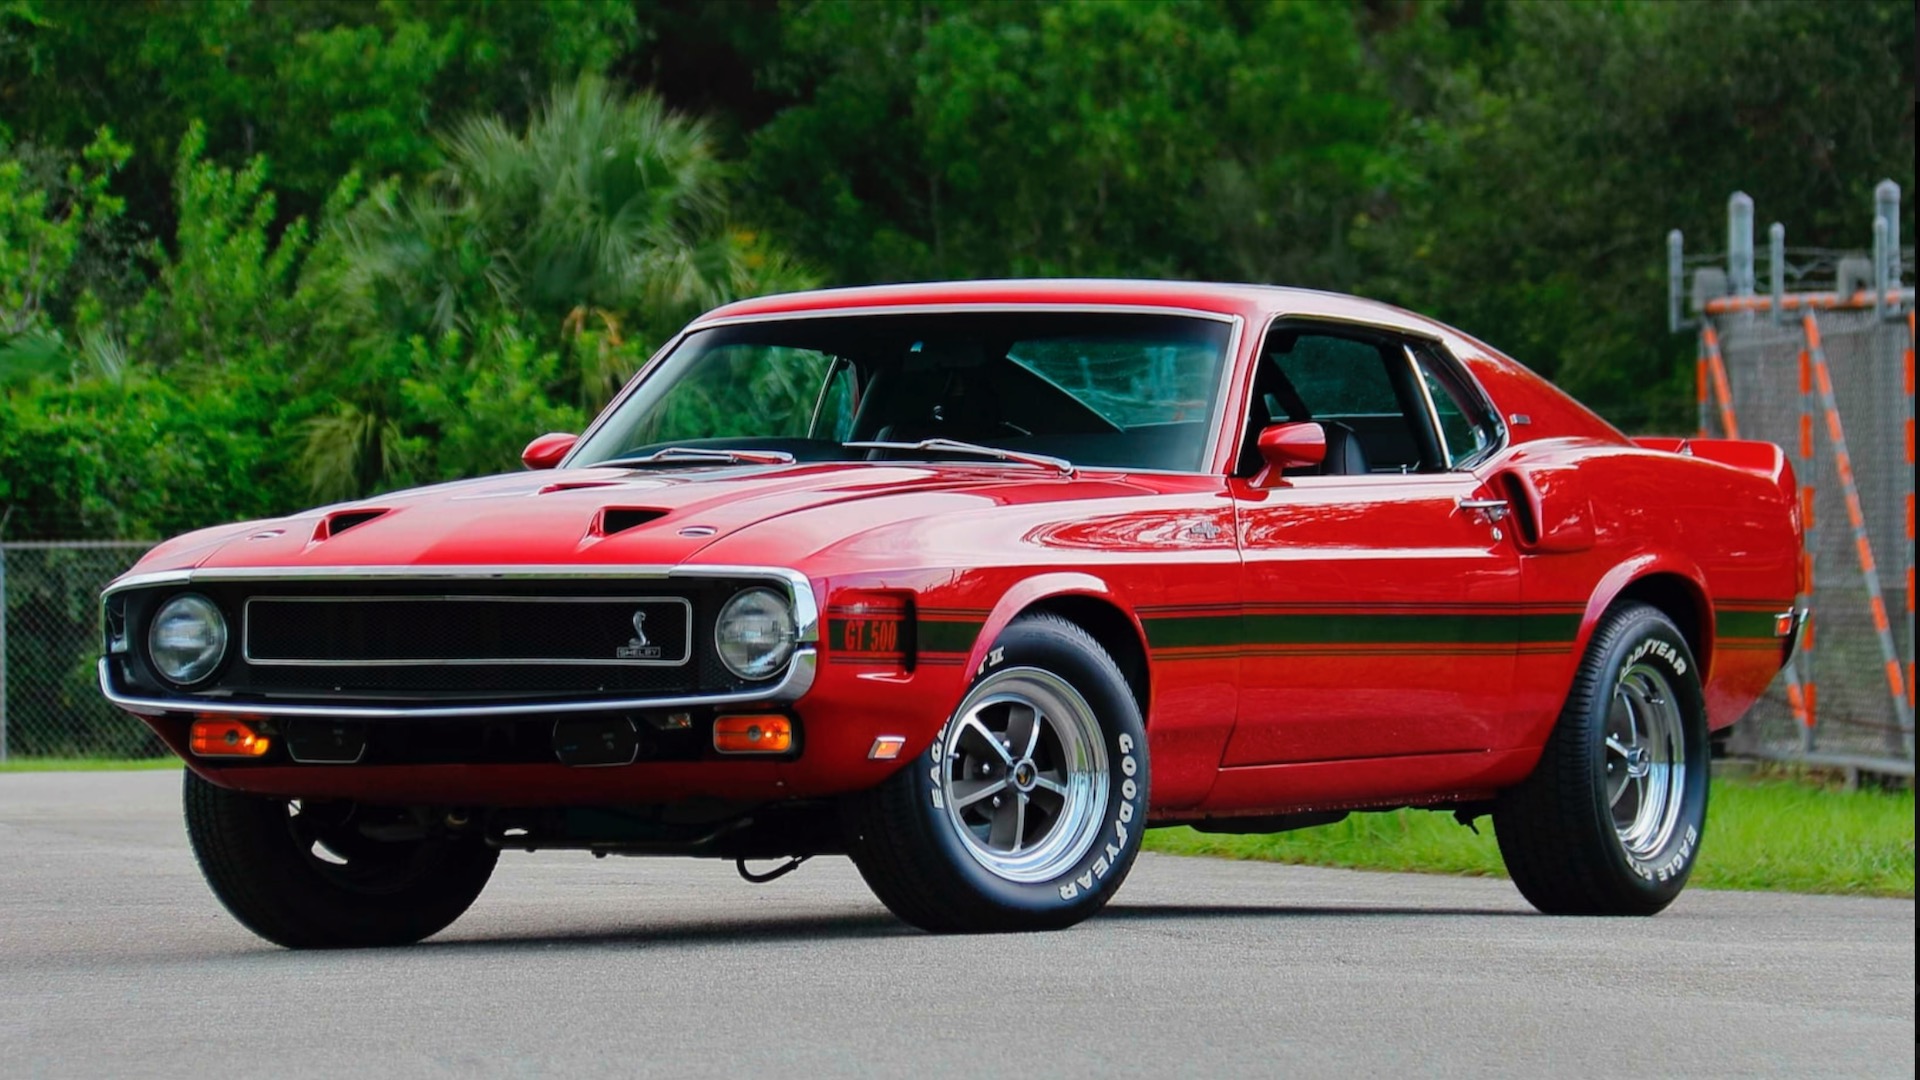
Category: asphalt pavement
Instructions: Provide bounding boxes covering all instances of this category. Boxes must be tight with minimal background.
[0,770,1911,1079]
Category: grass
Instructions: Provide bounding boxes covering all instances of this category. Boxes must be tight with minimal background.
[0,757,181,773]
[1144,769,1915,898]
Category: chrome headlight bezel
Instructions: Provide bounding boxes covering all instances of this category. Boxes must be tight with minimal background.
[146,592,229,686]
[715,586,797,681]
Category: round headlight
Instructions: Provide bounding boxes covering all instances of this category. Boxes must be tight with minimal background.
[716,587,796,680]
[148,593,228,685]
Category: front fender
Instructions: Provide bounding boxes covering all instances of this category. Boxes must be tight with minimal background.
[960,571,1142,686]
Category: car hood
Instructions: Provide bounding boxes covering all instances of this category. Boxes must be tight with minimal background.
[138,461,1115,574]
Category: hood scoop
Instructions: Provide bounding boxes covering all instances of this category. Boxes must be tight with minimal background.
[596,507,669,536]
[312,508,389,542]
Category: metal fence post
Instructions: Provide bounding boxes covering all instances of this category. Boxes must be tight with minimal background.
[1729,192,1756,296]
[1875,179,1901,290]
[1769,223,1786,323]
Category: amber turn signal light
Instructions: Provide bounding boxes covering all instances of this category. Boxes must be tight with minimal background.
[713,714,794,754]
[190,718,271,758]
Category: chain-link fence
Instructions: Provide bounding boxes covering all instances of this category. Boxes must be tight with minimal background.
[0,541,162,760]
[1704,308,1914,771]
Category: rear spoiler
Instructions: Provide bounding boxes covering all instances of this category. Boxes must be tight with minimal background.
[1632,437,1796,505]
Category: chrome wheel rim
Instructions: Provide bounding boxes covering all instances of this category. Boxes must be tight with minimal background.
[1604,661,1687,858]
[939,667,1108,883]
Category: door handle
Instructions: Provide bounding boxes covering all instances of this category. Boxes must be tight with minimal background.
[1458,497,1511,523]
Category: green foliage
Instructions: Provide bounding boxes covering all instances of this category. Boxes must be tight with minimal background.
[0,0,1912,537]
[0,125,128,367]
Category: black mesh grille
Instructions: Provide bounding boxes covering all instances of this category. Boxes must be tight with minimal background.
[119,577,775,705]
[246,596,692,665]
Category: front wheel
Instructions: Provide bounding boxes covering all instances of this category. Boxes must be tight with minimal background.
[1493,602,1709,915]
[843,614,1148,933]
[184,771,498,948]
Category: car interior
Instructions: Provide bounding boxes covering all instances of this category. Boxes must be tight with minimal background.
[1233,324,1500,482]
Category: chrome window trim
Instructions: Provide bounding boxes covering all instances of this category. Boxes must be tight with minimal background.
[98,651,817,720]
[1404,342,1453,467]
[1413,341,1509,471]
[688,302,1242,328]
[566,304,1246,479]
[241,594,695,668]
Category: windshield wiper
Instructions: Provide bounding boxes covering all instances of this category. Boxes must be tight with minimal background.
[596,447,797,468]
[844,438,1074,476]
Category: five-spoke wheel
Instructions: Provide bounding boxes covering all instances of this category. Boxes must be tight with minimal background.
[843,614,1147,933]
[1494,602,1709,916]
[940,668,1109,884]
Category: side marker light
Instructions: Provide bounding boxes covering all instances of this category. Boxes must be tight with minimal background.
[713,715,794,754]
[868,736,907,760]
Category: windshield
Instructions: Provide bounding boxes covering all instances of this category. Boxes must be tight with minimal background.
[571,311,1235,473]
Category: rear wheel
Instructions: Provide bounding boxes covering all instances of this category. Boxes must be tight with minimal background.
[843,614,1148,933]
[184,770,498,948]
[1494,602,1708,915]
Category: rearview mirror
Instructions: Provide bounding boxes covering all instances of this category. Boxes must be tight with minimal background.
[521,432,578,470]
[1253,422,1325,486]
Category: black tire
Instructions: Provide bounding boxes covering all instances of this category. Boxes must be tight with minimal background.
[843,613,1148,933]
[1494,602,1709,915]
[183,771,499,948]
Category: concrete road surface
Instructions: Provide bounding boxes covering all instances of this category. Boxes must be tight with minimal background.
[0,770,1911,1079]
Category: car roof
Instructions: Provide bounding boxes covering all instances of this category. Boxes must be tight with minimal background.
[694,279,1447,337]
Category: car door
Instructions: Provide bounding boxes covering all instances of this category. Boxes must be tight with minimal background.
[1222,323,1522,766]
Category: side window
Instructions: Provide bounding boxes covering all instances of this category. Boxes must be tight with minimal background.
[1413,346,1501,469]
[1243,324,1494,478]
[1273,335,1400,416]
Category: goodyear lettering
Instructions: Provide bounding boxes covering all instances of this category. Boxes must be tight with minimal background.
[1059,728,1142,900]
[1625,638,1688,677]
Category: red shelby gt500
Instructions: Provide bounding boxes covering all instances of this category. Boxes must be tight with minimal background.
[102,281,1803,947]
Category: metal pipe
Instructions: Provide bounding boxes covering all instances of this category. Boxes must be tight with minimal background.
[1769,223,1786,323]
[1729,192,1756,296]
[1875,216,1889,323]
[1702,288,1917,315]
[1876,179,1902,287]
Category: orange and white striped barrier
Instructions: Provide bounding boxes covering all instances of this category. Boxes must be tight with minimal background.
[1804,313,1912,737]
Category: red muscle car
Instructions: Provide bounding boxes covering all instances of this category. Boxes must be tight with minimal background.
[101,280,1804,947]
